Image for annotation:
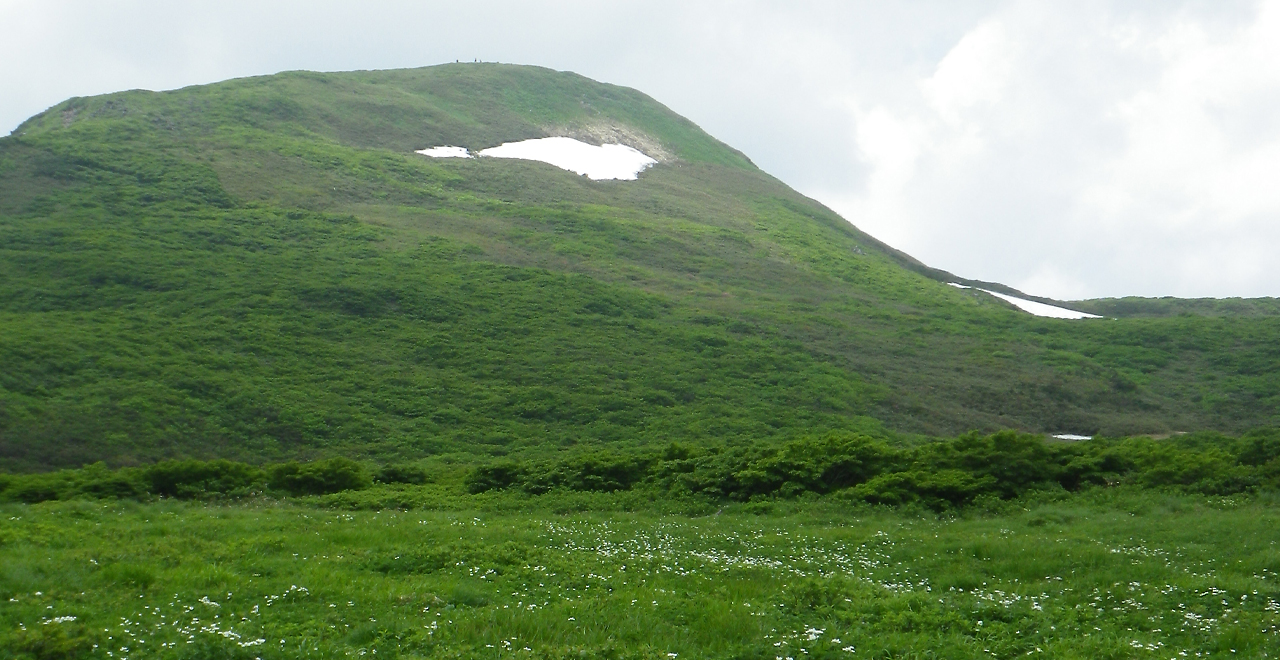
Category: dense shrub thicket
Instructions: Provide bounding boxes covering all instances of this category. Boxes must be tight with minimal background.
[466,429,1280,509]
[0,457,421,503]
[4,430,1279,509]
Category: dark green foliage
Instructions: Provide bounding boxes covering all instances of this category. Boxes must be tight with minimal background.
[0,464,142,503]
[9,429,1280,508]
[144,459,262,498]
[71,464,143,500]
[465,429,1280,508]
[849,469,995,509]
[374,463,429,485]
[268,457,371,496]
[4,475,65,504]
[465,461,526,494]
[729,432,896,497]
[0,457,370,502]
[519,452,655,494]
[1236,428,1280,467]
[6,623,101,660]
[925,430,1058,497]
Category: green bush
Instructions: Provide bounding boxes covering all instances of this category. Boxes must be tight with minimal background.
[1235,428,1280,466]
[727,432,898,498]
[464,428,1280,505]
[144,460,261,498]
[465,461,525,494]
[269,457,370,496]
[849,469,996,509]
[521,452,654,494]
[930,430,1058,497]
[374,464,429,485]
[8,427,1280,508]
[3,476,66,504]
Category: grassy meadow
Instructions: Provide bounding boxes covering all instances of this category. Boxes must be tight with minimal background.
[4,489,1280,659]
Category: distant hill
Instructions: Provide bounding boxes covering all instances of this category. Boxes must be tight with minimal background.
[1,63,1277,471]
[1069,297,1280,318]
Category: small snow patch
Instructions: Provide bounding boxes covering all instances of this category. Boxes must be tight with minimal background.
[415,146,472,158]
[479,137,657,180]
[1052,434,1092,441]
[414,138,658,180]
[949,283,1102,320]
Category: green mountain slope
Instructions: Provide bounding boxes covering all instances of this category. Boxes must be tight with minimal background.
[2,63,1278,471]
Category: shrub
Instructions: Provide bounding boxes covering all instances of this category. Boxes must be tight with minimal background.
[144,460,262,498]
[850,469,997,510]
[739,432,897,497]
[465,461,525,493]
[269,458,370,496]
[932,430,1058,497]
[4,476,66,504]
[76,473,144,499]
[1235,428,1280,466]
[374,464,429,485]
[521,453,653,494]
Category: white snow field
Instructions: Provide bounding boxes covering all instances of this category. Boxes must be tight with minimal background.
[414,137,658,180]
[948,283,1102,320]
[479,137,657,180]
[413,146,472,158]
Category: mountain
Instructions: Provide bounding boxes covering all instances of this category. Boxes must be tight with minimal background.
[2,63,1277,471]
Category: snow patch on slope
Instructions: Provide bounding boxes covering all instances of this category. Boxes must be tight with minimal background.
[948,283,1102,319]
[413,137,658,180]
[414,146,471,158]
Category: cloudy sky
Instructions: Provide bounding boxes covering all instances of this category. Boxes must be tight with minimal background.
[4,1,1278,300]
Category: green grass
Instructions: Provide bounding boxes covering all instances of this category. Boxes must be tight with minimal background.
[4,490,1280,659]
[2,63,1279,472]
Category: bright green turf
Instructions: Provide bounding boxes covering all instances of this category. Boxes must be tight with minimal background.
[4,490,1280,659]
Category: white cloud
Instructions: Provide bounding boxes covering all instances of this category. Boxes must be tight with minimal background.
[823,0,1280,298]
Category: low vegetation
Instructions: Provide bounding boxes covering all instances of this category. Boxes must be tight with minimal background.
[4,470,1280,658]
[4,430,1279,509]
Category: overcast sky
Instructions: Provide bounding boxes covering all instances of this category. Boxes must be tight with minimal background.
[4,1,1278,300]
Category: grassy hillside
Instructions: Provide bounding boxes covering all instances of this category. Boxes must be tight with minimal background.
[2,63,1279,471]
[1070,297,1280,319]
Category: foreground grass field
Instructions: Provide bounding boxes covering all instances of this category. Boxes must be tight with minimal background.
[4,489,1280,659]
